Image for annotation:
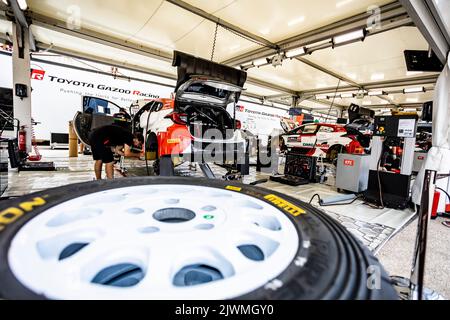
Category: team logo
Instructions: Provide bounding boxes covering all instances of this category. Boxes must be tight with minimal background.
[30,68,46,80]
[343,159,354,166]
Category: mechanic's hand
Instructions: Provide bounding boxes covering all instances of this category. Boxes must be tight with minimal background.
[114,146,125,156]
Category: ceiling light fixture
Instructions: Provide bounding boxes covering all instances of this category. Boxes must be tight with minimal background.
[2,0,8,5]
[270,53,283,67]
[333,29,365,45]
[340,93,355,98]
[368,90,386,96]
[403,87,425,94]
[315,94,329,100]
[253,57,269,67]
[285,47,306,58]
[239,62,253,70]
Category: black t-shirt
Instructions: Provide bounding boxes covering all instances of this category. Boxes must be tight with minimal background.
[90,125,134,147]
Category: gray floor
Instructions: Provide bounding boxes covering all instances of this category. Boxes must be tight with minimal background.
[2,148,449,299]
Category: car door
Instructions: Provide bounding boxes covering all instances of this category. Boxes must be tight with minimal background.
[316,125,335,149]
[73,96,125,146]
[284,125,304,148]
[298,124,319,148]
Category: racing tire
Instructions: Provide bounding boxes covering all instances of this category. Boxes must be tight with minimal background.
[159,156,175,176]
[0,177,398,300]
[327,144,345,164]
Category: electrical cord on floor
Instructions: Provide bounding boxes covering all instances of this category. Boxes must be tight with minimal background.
[309,193,321,204]
[308,193,363,206]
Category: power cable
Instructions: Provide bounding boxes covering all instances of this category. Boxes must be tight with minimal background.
[324,79,341,123]
[308,193,362,206]
[124,0,164,42]
[436,187,450,202]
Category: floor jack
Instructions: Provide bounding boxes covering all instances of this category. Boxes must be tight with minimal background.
[1,113,55,171]
[7,137,55,171]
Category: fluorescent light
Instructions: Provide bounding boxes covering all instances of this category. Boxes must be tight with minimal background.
[2,0,8,4]
[315,94,329,100]
[253,57,269,67]
[17,0,27,10]
[288,16,305,26]
[371,73,385,81]
[404,87,425,93]
[240,62,253,70]
[285,47,305,58]
[340,93,355,98]
[333,29,365,44]
[306,38,333,49]
[368,90,385,96]
[406,98,419,103]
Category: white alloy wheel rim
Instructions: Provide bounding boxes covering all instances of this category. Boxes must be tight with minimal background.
[8,184,299,299]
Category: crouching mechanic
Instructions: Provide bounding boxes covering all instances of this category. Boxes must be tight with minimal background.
[89,124,144,179]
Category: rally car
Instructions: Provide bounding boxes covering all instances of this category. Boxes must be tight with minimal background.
[74,51,248,175]
[134,51,247,174]
[279,122,367,161]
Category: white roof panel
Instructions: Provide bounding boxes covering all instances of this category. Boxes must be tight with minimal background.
[184,0,392,43]
[247,58,341,91]
[31,25,176,76]
[305,27,440,84]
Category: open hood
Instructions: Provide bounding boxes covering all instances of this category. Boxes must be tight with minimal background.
[172,51,247,108]
[280,118,298,133]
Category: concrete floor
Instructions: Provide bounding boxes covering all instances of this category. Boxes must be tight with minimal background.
[1,148,449,299]
[377,216,450,298]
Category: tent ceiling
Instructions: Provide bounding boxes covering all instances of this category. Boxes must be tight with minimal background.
[305,26,440,84]
[247,58,341,91]
[30,25,176,75]
[183,0,392,43]
[0,0,441,113]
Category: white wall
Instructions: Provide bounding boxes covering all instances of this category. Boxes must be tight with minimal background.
[0,53,290,140]
[227,101,289,137]
[1,54,173,140]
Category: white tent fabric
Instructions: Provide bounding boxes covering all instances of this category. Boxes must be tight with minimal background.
[412,52,450,205]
